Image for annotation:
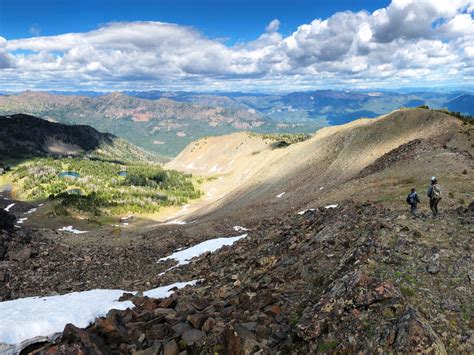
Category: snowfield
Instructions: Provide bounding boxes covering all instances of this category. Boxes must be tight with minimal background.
[0,233,249,348]
[0,281,198,347]
[158,234,247,267]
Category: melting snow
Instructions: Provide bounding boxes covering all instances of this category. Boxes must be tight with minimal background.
[0,281,198,347]
[209,164,223,173]
[233,226,249,232]
[4,203,15,212]
[276,192,286,198]
[16,218,28,224]
[58,226,88,234]
[24,208,37,215]
[297,209,315,215]
[165,219,188,225]
[158,234,247,268]
[325,204,339,209]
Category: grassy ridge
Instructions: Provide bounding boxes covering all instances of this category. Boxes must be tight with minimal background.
[248,132,312,145]
[10,157,202,216]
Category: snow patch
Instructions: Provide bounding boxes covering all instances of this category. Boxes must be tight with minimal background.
[325,204,339,209]
[209,164,223,173]
[297,209,315,215]
[58,226,88,234]
[276,192,286,198]
[165,219,188,225]
[158,234,247,268]
[0,281,197,347]
[16,218,28,224]
[24,208,37,215]
[4,203,15,212]
[233,226,249,232]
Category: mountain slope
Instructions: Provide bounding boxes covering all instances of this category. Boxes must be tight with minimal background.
[445,94,474,115]
[0,114,159,163]
[0,92,268,157]
[168,108,472,223]
[1,108,472,353]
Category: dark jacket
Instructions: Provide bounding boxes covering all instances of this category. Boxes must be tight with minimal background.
[407,192,420,205]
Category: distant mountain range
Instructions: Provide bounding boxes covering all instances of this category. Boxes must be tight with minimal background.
[0,90,471,157]
[0,114,158,163]
[445,94,474,114]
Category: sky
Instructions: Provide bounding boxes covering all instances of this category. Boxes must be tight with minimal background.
[0,0,473,92]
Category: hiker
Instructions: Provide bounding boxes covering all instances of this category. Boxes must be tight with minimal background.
[406,188,421,215]
[427,177,442,216]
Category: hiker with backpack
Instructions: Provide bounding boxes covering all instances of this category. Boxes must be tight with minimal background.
[406,188,421,215]
[427,177,442,216]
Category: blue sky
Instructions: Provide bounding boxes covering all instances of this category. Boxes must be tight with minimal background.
[1,0,390,41]
[0,0,473,92]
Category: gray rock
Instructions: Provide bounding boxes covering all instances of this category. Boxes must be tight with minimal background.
[135,344,161,355]
[9,247,31,262]
[171,322,192,337]
[181,329,205,345]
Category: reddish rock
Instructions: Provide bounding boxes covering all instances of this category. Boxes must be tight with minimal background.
[163,340,179,355]
[61,323,108,354]
[159,294,178,308]
[202,317,216,333]
[186,313,208,329]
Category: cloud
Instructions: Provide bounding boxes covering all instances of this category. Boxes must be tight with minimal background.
[266,19,280,33]
[0,37,14,69]
[1,0,473,91]
[29,24,41,37]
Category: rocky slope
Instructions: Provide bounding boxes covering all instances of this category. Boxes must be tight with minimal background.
[0,114,159,163]
[8,202,473,353]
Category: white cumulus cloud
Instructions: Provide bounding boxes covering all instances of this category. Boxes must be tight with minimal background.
[1,0,473,91]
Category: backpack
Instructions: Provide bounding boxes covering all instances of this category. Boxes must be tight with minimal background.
[431,185,442,200]
[407,192,417,204]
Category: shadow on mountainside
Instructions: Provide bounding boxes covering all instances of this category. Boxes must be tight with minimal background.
[0,114,116,162]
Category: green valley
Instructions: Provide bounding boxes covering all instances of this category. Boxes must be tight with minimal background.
[7,157,201,217]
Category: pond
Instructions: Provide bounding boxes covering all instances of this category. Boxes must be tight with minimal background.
[59,171,80,178]
[66,188,83,196]
[118,171,127,177]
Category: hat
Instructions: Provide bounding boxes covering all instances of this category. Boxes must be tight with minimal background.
[431,176,437,181]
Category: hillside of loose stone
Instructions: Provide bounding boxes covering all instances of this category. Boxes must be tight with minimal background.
[5,201,473,354]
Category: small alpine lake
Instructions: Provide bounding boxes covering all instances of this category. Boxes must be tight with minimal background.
[58,171,80,178]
